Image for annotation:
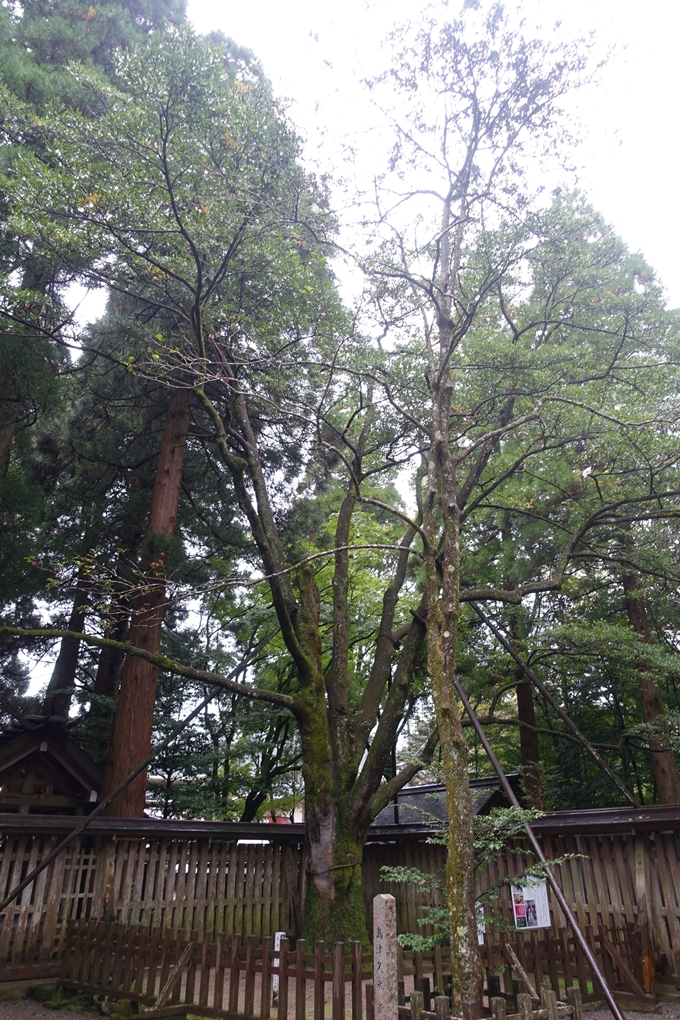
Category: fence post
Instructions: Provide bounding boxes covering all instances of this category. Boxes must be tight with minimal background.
[228,933,241,1015]
[278,936,290,1020]
[296,937,307,1020]
[566,986,583,1020]
[490,997,506,1020]
[540,985,559,1020]
[435,995,449,1020]
[333,942,345,1020]
[516,992,533,1020]
[262,935,272,1019]
[462,1001,479,1020]
[352,941,364,1020]
[366,984,375,1020]
[373,894,398,1020]
[244,934,254,1015]
[314,941,325,1020]
[411,989,424,1020]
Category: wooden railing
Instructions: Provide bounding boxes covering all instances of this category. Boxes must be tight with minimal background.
[394,927,655,1010]
[60,921,372,1020]
[59,920,657,1017]
[391,987,584,1020]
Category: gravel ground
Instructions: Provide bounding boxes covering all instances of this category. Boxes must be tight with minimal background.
[1,998,679,1020]
[0,1004,84,1019]
[582,1005,673,1020]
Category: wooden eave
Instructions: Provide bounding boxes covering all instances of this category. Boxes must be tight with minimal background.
[0,726,104,793]
[1,803,679,841]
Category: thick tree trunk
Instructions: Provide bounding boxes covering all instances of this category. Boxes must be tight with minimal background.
[42,596,86,718]
[92,497,147,713]
[101,388,192,817]
[516,678,544,808]
[623,574,680,804]
[293,564,371,947]
[303,809,367,948]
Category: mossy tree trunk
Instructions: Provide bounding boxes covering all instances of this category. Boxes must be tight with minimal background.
[418,186,483,1006]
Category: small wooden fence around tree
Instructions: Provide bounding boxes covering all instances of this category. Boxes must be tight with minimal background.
[58,917,654,1018]
[60,921,369,1019]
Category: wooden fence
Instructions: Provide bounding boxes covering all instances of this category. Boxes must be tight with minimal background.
[3,817,680,982]
[60,921,372,1019]
[367,831,680,969]
[0,834,299,980]
[58,918,650,1017]
[395,927,656,1008]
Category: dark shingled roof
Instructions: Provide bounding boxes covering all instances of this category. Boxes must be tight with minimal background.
[371,775,523,829]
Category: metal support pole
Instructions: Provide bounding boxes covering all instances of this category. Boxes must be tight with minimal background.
[453,676,629,1020]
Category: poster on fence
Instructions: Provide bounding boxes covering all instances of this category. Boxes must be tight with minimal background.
[511,879,551,929]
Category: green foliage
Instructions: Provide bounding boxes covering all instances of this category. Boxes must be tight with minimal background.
[381,806,580,950]
[0,0,186,108]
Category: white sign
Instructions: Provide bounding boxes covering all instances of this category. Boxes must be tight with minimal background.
[272,930,285,993]
[476,902,486,945]
[510,879,551,930]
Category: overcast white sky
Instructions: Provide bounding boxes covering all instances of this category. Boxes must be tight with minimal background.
[186,0,680,308]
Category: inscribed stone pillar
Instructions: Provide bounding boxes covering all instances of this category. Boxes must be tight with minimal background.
[373,894,398,1020]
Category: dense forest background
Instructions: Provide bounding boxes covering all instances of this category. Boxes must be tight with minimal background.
[2,0,680,959]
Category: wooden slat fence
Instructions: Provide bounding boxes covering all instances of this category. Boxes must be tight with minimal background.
[59,920,651,1017]
[0,834,299,979]
[395,927,654,1008]
[4,826,680,982]
[60,921,373,1020]
[366,831,680,969]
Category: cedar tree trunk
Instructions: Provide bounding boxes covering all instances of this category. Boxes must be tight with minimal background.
[101,388,192,816]
[516,678,544,808]
[0,399,19,479]
[623,574,680,804]
[93,615,128,701]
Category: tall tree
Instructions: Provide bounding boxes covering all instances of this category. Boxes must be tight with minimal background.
[0,0,187,712]
[622,572,680,802]
[355,6,680,998]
